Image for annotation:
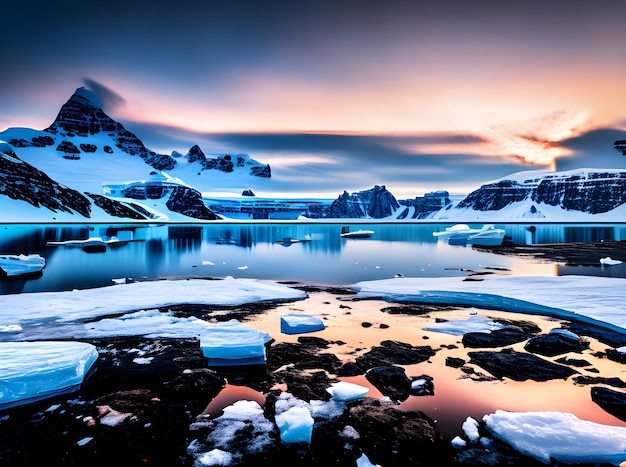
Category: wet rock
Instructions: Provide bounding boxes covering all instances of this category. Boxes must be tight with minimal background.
[554,357,592,368]
[605,348,626,364]
[446,357,466,368]
[365,365,412,402]
[355,340,436,370]
[339,398,453,466]
[410,375,435,396]
[467,349,579,381]
[591,386,626,422]
[462,328,533,348]
[523,333,587,357]
[572,375,626,388]
[266,342,342,374]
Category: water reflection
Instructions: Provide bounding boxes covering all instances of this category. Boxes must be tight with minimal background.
[0,222,624,294]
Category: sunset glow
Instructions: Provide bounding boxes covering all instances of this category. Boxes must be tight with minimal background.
[3,1,626,196]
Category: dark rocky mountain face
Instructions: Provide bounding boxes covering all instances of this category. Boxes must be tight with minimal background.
[185,144,271,178]
[326,185,400,218]
[457,171,626,214]
[165,186,220,220]
[44,88,176,171]
[400,191,451,219]
[0,146,147,219]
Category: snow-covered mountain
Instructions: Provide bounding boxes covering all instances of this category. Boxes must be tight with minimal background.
[0,87,271,195]
[431,168,626,221]
[0,141,218,222]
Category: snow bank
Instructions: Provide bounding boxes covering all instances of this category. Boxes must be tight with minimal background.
[483,410,626,465]
[0,277,306,328]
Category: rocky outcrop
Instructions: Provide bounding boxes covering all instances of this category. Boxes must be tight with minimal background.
[400,190,451,219]
[185,144,271,178]
[0,142,148,220]
[45,87,176,171]
[165,186,220,220]
[457,170,626,214]
[323,185,401,218]
[0,144,92,216]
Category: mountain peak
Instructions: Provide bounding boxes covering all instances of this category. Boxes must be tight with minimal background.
[72,86,103,109]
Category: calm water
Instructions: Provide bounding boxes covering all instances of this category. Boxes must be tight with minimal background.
[3,221,626,441]
[2,222,626,294]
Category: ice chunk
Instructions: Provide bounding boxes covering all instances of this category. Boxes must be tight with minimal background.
[483,410,626,465]
[0,254,45,277]
[357,453,381,467]
[200,320,272,366]
[326,381,369,402]
[548,328,581,341]
[424,314,505,336]
[600,256,622,266]
[0,341,98,409]
[451,436,467,448]
[461,416,480,443]
[197,449,233,466]
[280,314,325,335]
[275,406,314,444]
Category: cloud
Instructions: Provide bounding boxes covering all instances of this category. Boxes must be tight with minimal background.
[83,78,126,113]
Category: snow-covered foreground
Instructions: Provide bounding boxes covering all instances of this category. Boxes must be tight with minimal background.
[2,274,626,464]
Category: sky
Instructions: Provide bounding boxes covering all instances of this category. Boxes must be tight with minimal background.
[2,0,626,197]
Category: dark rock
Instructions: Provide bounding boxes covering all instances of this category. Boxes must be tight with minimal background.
[399,190,451,219]
[337,361,366,377]
[463,327,533,348]
[446,356,466,368]
[266,342,342,374]
[457,170,626,215]
[361,321,373,328]
[79,143,97,153]
[340,398,452,466]
[103,145,113,154]
[554,357,592,367]
[365,365,412,401]
[355,340,436,371]
[0,146,92,217]
[572,375,626,388]
[165,186,219,220]
[86,193,148,219]
[605,348,626,363]
[467,349,579,381]
[296,336,331,348]
[410,374,435,396]
[591,386,626,421]
[326,185,400,219]
[524,333,587,357]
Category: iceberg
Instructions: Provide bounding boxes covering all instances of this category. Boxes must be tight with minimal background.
[0,341,98,409]
[0,254,45,277]
[280,314,325,335]
[199,320,273,366]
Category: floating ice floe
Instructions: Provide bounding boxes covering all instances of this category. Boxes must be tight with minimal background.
[0,254,45,277]
[353,275,626,333]
[200,319,273,366]
[280,314,325,335]
[0,341,98,409]
[423,314,506,336]
[600,256,623,266]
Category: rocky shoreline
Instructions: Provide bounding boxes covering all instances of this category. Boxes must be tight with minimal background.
[1,281,625,466]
